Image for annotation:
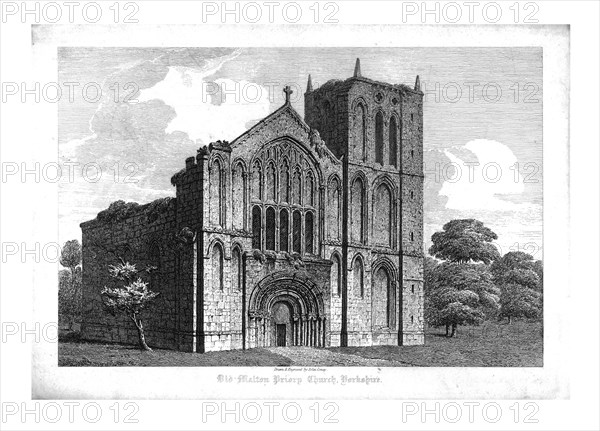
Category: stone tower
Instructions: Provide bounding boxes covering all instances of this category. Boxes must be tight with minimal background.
[304,59,425,346]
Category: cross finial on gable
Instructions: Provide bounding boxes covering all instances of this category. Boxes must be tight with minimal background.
[283,85,293,104]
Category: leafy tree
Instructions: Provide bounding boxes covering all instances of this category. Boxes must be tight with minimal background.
[490,252,543,323]
[498,283,542,323]
[59,240,82,330]
[531,259,544,292]
[101,262,159,351]
[58,267,82,330]
[429,219,500,264]
[426,219,501,337]
[424,257,440,327]
[426,262,499,336]
[60,240,82,277]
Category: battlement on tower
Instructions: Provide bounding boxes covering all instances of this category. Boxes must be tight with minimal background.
[303,58,423,169]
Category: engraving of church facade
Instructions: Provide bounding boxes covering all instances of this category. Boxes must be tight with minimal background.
[80,59,425,353]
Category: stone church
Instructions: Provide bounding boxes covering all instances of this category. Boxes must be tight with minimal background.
[80,59,425,352]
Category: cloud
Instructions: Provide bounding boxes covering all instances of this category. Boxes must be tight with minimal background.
[439,139,527,211]
[137,53,271,145]
[423,139,542,257]
[59,48,270,243]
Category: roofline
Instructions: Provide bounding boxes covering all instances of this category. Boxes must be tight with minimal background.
[230,102,310,147]
[305,76,424,96]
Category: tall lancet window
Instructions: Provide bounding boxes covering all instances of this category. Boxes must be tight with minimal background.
[372,267,390,328]
[280,161,290,203]
[374,183,392,247]
[252,161,262,200]
[292,210,302,253]
[305,172,314,207]
[211,243,224,291]
[375,112,384,164]
[305,212,314,254]
[292,169,302,205]
[279,209,289,252]
[249,143,320,257]
[331,254,341,296]
[327,177,340,240]
[252,206,262,249]
[231,247,241,291]
[266,162,276,201]
[210,159,223,226]
[389,115,398,167]
[353,256,364,298]
[353,104,366,161]
[351,177,365,244]
[265,207,276,250]
[232,163,245,230]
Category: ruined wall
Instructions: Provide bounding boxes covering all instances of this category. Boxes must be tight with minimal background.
[80,198,183,350]
[304,80,351,158]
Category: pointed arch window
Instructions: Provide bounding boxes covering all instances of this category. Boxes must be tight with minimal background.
[331,254,341,296]
[265,207,276,250]
[353,257,364,298]
[375,112,384,164]
[252,161,262,201]
[292,210,302,253]
[280,161,290,203]
[279,209,289,252]
[252,206,262,249]
[351,177,365,244]
[292,169,302,205]
[305,172,314,207]
[232,247,242,291]
[305,212,314,254]
[389,115,398,167]
[374,183,393,247]
[327,177,340,240]
[372,267,389,328]
[249,143,320,257]
[232,163,245,230]
[353,103,367,161]
[210,159,224,226]
[266,162,276,201]
[211,243,224,291]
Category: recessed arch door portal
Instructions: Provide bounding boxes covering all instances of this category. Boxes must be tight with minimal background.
[248,273,325,348]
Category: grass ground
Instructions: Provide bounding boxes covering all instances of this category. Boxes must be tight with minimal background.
[58,320,542,367]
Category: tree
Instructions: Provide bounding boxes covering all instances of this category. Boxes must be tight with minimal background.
[424,257,440,328]
[429,219,500,264]
[426,219,501,337]
[490,252,543,323]
[59,240,83,330]
[531,259,543,292]
[60,240,82,278]
[426,261,499,336]
[101,262,159,351]
[498,283,542,323]
[58,267,82,330]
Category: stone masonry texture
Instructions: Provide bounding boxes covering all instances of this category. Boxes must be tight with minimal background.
[80,60,425,352]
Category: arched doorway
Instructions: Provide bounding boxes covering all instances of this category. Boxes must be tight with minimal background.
[248,272,325,348]
[272,301,292,346]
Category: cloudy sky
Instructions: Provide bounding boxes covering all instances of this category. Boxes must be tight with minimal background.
[59,47,542,259]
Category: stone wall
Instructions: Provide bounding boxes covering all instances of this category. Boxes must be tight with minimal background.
[305,71,425,347]
[79,67,425,353]
[80,198,184,350]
